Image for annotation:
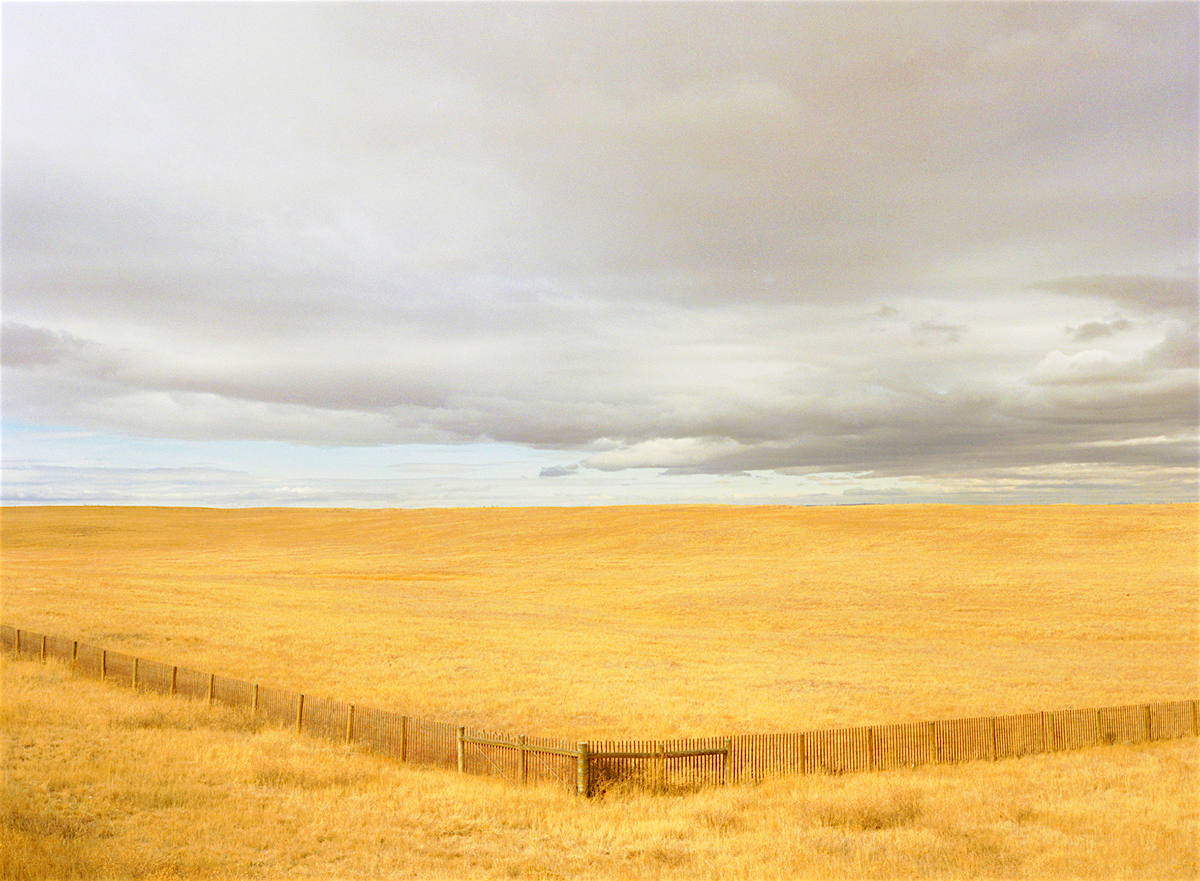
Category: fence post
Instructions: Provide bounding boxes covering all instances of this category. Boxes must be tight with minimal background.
[296,694,305,734]
[345,704,355,744]
[799,732,807,775]
[72,640,79,666]
[170,666,178,696]
[14,629,20,655]
[132,657,139,690]
[576,741,591,797]
[723,737,733,785]
[101,649,107,681]
[456,726,466,773]
[927,721,938,764]
[208,673,215,705]
[1192,700,1199,736]
[40,634,47,662]
[400,716,408,762]
[989,717,998,760]
[867,727,876,771]
[252,683,259,717]
[1040,712,1050,752]
[1144,704,1154,741]
[518,735,528,785]
[1093,707,1102,744]
[657,742,667,791]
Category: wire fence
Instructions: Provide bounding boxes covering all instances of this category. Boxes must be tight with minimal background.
[4,623,1196,796]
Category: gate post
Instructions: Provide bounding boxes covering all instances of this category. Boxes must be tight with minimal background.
[576,742,591,797]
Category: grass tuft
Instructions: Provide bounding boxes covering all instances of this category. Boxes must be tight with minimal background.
[815,790,923,831]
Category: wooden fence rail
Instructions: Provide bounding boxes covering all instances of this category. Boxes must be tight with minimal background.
[3,623,1196,797]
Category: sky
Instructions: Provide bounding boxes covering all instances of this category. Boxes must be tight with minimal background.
[2,2,1197,507]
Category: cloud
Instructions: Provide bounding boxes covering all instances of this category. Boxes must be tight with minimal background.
[1,4,1197,503]
[912,321,968,344]
[1065,317,1133,342]
[1028,349,1147,385]
[538,464,578,478]
[1031,275,1197,313]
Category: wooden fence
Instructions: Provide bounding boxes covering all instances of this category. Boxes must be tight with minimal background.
[3,624,1196,797]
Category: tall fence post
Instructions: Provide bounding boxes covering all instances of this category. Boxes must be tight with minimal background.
[1144,704,1154,741]
[14,629,20,655]
[40,634,47,662]
[456,726,466,773]
[71,640,79,666]
[252,683,259,718]
[170,666,178,696]
[400,716,408,762]
[518,734,528,785]
[799,732,807,775]
[101,649,107,681]
[345,704,355,744]
[296,694,305,734]
[576,741,591,797]
[132,657,139,690]
[207,673,215,706]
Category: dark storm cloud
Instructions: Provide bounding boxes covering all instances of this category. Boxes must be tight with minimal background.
[2,3,1197,499]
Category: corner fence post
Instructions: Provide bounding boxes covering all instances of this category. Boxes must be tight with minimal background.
[296,694,305,734]
[456,726,466,773]
[576,741,591,797]
[345,703,355,744]
[518,735,528,785]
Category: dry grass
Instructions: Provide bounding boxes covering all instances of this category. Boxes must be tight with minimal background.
[2,504,1196,738]
[3,657,1198,880]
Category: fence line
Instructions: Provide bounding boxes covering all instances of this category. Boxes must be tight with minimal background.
[3,623,1196,797]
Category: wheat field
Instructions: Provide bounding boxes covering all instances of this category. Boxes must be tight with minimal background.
[3,657,1198,881]
[2,503,1198,880]
[1,504,1196,738]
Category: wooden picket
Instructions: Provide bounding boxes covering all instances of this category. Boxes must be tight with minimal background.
[2,623,1196,796]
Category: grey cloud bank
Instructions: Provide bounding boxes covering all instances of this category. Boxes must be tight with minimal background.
[2,3,1197,505]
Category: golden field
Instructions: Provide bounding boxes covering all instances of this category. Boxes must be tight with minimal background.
[3,657,1198,881]
[1,504,1196,738]
[2,503,1198,880]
